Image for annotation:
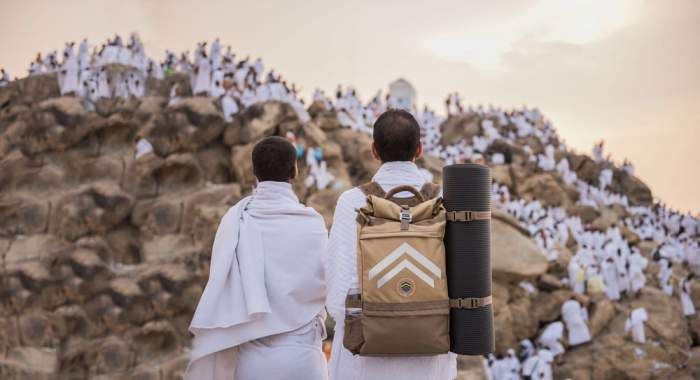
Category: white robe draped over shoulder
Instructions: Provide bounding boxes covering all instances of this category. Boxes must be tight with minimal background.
[186,181,328,379]
[325,161,457,380]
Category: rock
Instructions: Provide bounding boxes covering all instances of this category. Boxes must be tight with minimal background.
[555,333,678,380]
[416,155,446,184]
[18,312,54,347]
[223,101,301,145]
[619,173,653,206]
[229,142,255,190]
[440,114,480,146]
[587,297,617,337]
[195,143,231,183]
[569,153,600,185]
[180,183,241,239]
[489,164,512,188]
[590,207,620,232]
[631,287,691,354]
[538,273,564,290]
[153,153,204,194]
[492,208,530,236]
[0,346,58,379]
[0,149,44,193]
[50,183,134,240]
[123,153,164,198]
[568,204,600,224]
[492,218,548,281]
[131,320,179,360]
[331,128,380,184]
[518,173,572,208]
[533,289,573,323]
[0,194,50,237]
[94,336,132,374]
[306,189,341,228]
[620,226,641,246]
[5,234,72,267]
[145,97,225,155]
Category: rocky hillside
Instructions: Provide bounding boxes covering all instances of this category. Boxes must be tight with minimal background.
[0,69,699,380]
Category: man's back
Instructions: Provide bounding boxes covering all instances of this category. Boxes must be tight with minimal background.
[325,161,457,380]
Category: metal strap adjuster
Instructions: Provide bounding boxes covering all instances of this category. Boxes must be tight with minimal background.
[449,296,492,309]
[399,207,412,231]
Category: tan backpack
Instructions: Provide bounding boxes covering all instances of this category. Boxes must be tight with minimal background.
[343,182,450,356]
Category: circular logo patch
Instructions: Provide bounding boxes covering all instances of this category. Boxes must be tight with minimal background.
[397,278,416,297]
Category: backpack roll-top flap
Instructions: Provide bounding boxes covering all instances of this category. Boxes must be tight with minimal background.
[358,195,443,224]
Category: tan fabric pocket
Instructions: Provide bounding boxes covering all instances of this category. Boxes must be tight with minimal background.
[342,315,364,355]
[357,301,450,356]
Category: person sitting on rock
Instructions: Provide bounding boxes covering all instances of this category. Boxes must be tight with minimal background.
[186,136,328,380]
[624,307,648,344]
[325,109,456,380]
[561,299,591,346]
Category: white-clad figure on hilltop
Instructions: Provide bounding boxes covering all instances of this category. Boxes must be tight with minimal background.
[601,257,621,301]
[658,258,674,296]
[680,274,696,316]
[538,321,565,357]
[561,299,591,346]
[0,68,9,87]
[191,43,211,95]
[221,91,240,123]
[59,42,80,95]
[624,307,648,344]
[134,138,154,159]
[521,349,553,380]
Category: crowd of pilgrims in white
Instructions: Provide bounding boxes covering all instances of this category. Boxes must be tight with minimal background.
[3,34,699,379]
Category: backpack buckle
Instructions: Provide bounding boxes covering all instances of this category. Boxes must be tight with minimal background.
[399,207,412,231]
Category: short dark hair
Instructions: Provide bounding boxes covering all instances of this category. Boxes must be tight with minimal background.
[252,136,297,182]
[372,109,421,162]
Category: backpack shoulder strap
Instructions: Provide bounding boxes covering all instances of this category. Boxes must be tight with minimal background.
[359,182,386,197]
[420,182,442,200]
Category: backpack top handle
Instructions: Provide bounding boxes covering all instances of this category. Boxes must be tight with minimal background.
[384,185,424,202]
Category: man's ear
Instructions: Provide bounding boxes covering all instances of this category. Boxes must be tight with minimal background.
[290,162,298,181]
[414,142,423,161]
[371,142,380,161]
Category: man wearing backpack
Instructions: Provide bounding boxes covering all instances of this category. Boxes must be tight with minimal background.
[325,109,457,379]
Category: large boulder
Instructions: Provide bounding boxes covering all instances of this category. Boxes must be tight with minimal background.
[306,189,342,228]
[49,183,134,240]
[440,114,480,146]
[517,173,573,208]
[223,101,301,146]
[491,218,548,281]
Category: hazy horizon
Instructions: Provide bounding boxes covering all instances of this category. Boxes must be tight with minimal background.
[1,0,698,212]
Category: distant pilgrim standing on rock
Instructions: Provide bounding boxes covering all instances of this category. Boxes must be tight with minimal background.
[185,136,328,380]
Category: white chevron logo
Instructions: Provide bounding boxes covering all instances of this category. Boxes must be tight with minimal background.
[368,242,441,288]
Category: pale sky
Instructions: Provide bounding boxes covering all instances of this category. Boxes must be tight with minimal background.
[1,0,698,212]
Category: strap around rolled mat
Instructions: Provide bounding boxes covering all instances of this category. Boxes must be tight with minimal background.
[445,210,491,222]
[345,297,362,309]
[449,296,492,309]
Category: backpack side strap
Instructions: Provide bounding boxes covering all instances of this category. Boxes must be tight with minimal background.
[449,296,492,309]
[446,210,491,222]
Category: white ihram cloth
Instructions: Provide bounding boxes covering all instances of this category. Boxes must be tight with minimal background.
[325,161,457,380]
[185,181,328,380]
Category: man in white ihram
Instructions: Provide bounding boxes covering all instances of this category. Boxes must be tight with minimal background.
[325,109,457,379]
[185,136,328,380]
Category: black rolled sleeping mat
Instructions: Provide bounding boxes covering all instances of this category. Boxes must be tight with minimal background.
[442,163,495,355]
